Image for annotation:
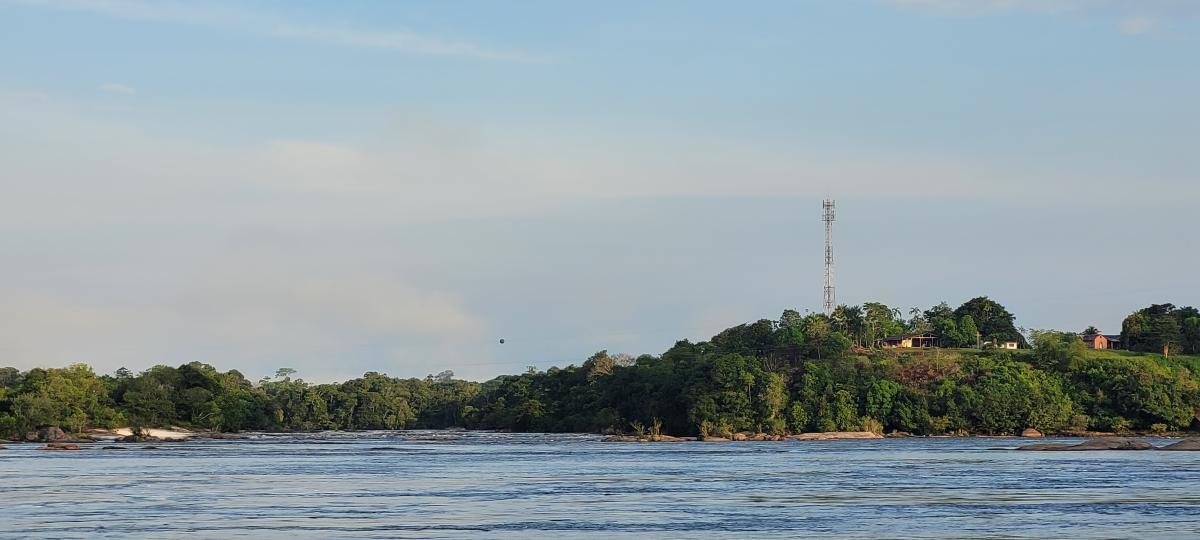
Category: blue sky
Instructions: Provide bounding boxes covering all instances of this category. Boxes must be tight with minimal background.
[1,0,1197,381]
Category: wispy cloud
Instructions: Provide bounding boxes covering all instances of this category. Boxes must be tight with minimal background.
[1119,16,1158,35]
[886,0,1089,16]
[97,82,135,95]
[885,0,1199,35]
[6,0,532,61]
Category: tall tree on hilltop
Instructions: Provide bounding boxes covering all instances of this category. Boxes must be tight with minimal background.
[1121,304,1199,355]
[862,303,903,347]
[954,297,1024,346]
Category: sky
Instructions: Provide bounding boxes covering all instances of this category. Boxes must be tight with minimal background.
[1,0,1197,382]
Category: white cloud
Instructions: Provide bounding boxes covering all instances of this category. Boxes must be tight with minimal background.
[268,24,533,61]
[0,261,488,380]
[6,0,531,61]
[97,82,135,95]
[1119,16,1157,34]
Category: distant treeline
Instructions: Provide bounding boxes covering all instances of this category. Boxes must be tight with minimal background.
[2,297,1198,439]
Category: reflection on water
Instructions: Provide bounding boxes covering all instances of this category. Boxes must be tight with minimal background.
[2,432,1198,539]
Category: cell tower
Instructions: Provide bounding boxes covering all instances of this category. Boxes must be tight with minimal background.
[822,199,836,314]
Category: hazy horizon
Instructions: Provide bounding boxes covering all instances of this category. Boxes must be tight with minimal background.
[2,0,1197,382]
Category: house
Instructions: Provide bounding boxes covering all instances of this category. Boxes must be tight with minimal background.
[983,340,1020,350]
[1082,334,1121,350]
[1082,334,1108,349]
[881,333,937,348]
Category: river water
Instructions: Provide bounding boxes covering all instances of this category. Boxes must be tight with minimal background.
[2,432,1198,539]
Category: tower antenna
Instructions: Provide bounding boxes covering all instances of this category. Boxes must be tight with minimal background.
[822,199,836,314]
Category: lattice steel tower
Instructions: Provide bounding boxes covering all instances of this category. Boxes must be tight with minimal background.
[822,199,836,314]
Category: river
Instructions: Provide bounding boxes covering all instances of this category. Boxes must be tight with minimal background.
[2,432,1198,538]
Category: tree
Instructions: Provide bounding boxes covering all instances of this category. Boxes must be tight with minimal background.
[866,380,901,421]
[1151,315,1182,357]
[959,315,980,348]
[1030,330,1087,371]
[862,302,903,347]
[907,307,930,334]
[1122,312,1151,350]
[1121,304,1196,356]
[954,297,1024,345]
[831,305,865,346]
[755,372,788,433]
[1184,317,1200,355]
[925,302,960,346]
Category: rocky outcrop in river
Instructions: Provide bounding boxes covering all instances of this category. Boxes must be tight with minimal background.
[1018,438,1154,451]
[26,427,68,442]
[1159,439,1200,451]
[791,431,884,441]
[602,434,692,442]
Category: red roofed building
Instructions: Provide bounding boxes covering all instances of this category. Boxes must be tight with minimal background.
[1081,333,1121,350]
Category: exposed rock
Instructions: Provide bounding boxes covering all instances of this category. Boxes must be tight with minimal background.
[744,433,784,441]
[405,435,460,441]
[885,431,913,438]
[1021,428,1044,438]
[701,437,731,442]
[38,442,81,451]
[0,444,6,450]
[25,427,69,442]
[650,435,690,442]
[199,432,249,440]
[1018,443,1069,451]
[44,426,69,440]
[733,432,749,441]
[1159,439,1200,451]
[601,435,635,442]
[1062,431,1115,438]
[118,435,162,443]
[758,433,787,441]
[601,434,691,442]
[1018,438,1154,451]
[791,431,884,441]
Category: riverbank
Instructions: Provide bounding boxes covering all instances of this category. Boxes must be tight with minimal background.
[3,429,1199,453]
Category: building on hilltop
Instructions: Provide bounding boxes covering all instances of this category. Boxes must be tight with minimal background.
[1081,333,1121,350]
[881,333,938,348]
[982,340,1020,350]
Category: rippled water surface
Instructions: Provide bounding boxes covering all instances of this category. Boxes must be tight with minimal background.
[3,432,1199,539]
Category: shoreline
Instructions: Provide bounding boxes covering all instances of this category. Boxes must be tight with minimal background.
[4,427,1197,445]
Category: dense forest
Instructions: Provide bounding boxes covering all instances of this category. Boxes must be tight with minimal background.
[2,297,1199,440]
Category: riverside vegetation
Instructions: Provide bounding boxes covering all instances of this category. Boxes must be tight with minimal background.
[2,298,1199,440]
